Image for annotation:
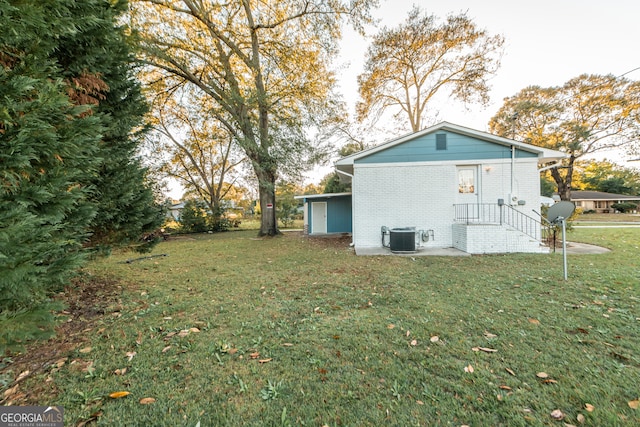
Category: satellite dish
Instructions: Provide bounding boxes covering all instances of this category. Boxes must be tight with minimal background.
[545,201,575,281]
[547,201,575,224]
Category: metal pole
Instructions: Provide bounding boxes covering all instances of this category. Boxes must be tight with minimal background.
[561,218,568,281]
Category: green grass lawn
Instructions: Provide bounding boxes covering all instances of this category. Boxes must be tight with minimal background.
[574,212,640,223]
[3,228,640,426]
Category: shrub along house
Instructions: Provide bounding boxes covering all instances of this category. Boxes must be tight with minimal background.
[297,122,567,254]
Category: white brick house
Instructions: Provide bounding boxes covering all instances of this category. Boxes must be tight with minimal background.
[327,122,566,255]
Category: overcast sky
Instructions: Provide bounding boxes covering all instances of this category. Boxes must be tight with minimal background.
[335,0,640,133]
[171,1,640,196]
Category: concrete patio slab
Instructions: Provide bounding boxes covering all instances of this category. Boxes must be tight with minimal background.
[355,246,471,256]
[562,241,611,255]
[298,233,610,256]
[355,242,610,256]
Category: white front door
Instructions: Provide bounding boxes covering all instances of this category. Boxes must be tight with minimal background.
[456,166,480,218]
[311,202,327,234]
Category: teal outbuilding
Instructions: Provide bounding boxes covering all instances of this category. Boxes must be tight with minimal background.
[295,193,352,235]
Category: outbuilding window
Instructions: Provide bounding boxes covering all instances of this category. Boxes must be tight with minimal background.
[436,134,447,150]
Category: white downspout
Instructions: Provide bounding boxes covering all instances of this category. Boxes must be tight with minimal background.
[511,145,515,198]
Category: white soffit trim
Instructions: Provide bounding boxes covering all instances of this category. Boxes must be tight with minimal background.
[294,192,352,200]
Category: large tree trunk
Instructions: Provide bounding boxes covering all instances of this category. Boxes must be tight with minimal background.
[205,198,222,225]
[550,155,576,201]
[255,167,279,236]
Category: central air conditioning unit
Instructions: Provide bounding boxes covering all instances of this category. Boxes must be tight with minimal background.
[389,227,417,253]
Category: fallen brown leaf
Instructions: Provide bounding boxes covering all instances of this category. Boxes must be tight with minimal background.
[628,399,639,409]
[585,403,595,412]
[3,384,19,399]
[189,327,200,333]
[499,385,512,390]
[484,331,497,338]
[464,364,474,373]
[15,370,30,382]
[114,368,127,376]
[249,352,260,359]
[125,351,136,361]
[430,335,439,342]
[577,413,585,423]
[536,372,549,379]
[109,391,130,399]
[550,409,564,420]
[162,346,171,353]
[387,324,395,329]
[472,347,497,353]
[79,347,92,354]
[410,339,417,346]
[76,411,102,427]
[505,368,516,376]
[136,332,143,345]
[543,379,558,384]
[139,397,156,405]
[528,318,540,325]
[258,358,272,364]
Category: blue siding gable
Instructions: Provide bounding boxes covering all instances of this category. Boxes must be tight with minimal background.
[356,131,537,164]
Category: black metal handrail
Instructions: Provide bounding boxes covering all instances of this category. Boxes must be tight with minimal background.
[453,203,553,243]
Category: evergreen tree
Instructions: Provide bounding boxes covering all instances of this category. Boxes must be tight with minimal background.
[322,173,351,194]
[53,0,163,251]
[178,200,209,233]
[0,0,102,313]
[1,0,161,326]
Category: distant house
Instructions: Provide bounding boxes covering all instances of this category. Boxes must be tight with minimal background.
[297,122,567,254]
[570,191,640,213]
[166,202,185,220]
